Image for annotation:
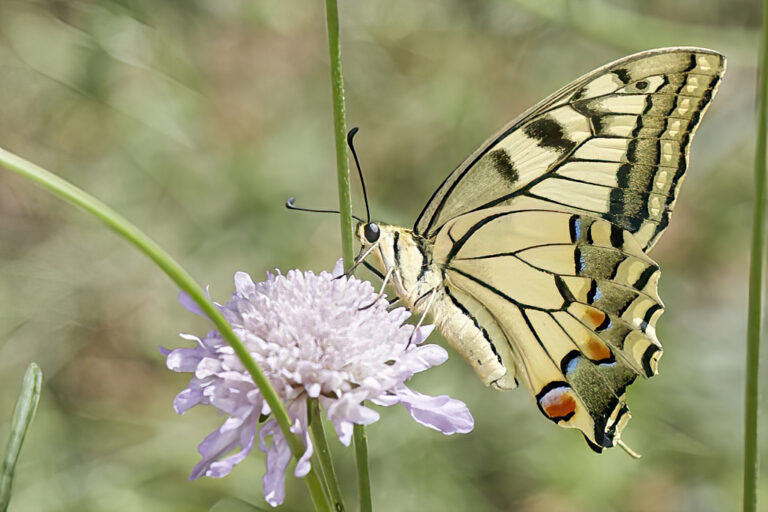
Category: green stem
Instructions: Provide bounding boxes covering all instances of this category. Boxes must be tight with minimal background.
[307,409,331,507]
[325,0,354,268]
[323,1,373,511]
[309,399,345,511]
[309,450,331,506]
[0,363,42,512]
[744,2,768,510]
[0,148,329,512]
[352,423,371,512]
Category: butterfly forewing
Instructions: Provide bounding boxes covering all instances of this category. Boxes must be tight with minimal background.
[415,48,725,252]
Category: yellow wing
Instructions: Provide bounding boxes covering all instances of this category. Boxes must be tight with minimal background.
[432,208,663,451]
[415,48,725,252]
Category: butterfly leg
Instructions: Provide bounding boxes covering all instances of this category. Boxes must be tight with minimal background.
[387,296,401,308]
[406,288,438,349]
[362,261,385,280]
[335,244,378,280]
[359,267,393,310]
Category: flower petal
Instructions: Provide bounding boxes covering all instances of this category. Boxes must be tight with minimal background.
[234,271,256,296]
[259,419,292,507]
[398,344,448,375]
[190,414,256,479]
[179,291,205,316]
[410,324,435,345]
[166,347,205,372]
[174,387,205,413]
[395,387,474,434]
[206,420,256,478]
[321,396,379,445]
[331,259,344,278]
[195,357,222,379]
[293,426,313,478]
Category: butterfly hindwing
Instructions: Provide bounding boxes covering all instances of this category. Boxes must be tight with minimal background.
[432,207,664,449]
[415,48,725,252]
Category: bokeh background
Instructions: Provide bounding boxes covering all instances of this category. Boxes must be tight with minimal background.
[0,0,764,511]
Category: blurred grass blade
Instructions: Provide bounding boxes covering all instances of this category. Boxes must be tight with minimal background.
[0,363,42,512]
[744,0,768,510]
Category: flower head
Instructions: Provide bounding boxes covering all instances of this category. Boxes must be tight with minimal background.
[165,260,473,506]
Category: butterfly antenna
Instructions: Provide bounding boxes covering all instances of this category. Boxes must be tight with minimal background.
[285,197,364,223]
[347,127,371,224]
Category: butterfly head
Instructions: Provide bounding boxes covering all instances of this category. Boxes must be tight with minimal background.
[354,221,388,273]
[354,221,407,270]
[357,221,381,246]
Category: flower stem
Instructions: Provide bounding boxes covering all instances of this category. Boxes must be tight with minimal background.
[352,422,371,512]
[323,1,373,511]
[0,363,42,512]
[744,2,768,510]
[0,148,330,511]
[309,399,345,511]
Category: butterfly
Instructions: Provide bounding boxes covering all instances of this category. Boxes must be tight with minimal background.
[338,47,725,454]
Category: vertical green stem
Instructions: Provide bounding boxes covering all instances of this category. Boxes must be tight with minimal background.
[309,399,345,511]
[352,425,371,512]
[0,148,330,511]
[744,2,768,511]
[0,363,42,512]
[325,0,355,267]
[324,1,373,511]
[307,402,332,506]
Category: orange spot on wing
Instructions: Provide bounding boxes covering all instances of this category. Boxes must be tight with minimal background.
[541,390,577,419]
[583,307,607,329]
[585,336,613,362]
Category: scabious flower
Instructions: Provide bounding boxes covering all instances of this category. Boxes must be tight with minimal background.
[164,260,473,506]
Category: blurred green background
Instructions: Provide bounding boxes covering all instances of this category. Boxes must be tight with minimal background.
[0,0,764,510]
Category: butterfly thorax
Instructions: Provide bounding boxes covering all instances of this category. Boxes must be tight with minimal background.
[357,221,519,391]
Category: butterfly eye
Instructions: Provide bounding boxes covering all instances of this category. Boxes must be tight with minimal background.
[364,223,380,243]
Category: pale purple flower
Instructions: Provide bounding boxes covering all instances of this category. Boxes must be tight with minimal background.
[164,260,473,507]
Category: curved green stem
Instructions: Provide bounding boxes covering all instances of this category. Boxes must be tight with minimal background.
[744,1,768,510]
[0,363,42,512]
[0,148,329,511]
[324,1,372,511]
